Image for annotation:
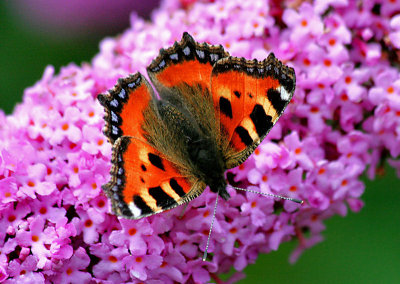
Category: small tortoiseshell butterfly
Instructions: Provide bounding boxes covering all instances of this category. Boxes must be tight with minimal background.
[98,32,296,220]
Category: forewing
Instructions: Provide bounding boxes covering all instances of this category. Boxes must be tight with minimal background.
[97,73,157,144]
[211,54,296,168]
[103,136,206,219]
[147,32,229,94]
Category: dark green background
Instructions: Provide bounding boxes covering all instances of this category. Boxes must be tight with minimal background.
[1,2,399,283]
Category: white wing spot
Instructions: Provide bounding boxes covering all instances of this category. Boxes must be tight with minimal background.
[183,46,190,56]
[110,99,119,108]
[159,60,166,68]
[278,86,291,101]
[128,202,142,218]
[210,53,219,62]
[112,125,119,135]
[118,89,126,99]
[196,50,205,59]
[111,111,119,122]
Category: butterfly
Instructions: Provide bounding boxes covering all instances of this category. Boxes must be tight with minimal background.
[98,32,296,220]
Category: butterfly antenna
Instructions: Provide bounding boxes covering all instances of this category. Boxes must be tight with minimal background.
[202,193,219,261]
[230,186,303,204]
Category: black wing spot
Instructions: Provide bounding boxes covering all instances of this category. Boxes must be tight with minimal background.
[141,164,147,171]
[140,177,145,183]
[280,77,294,93]
[233,91,241,98]
[133,195,153,215]
[219,97,233,118]
[250,104,273,138]
[170,178,186,197]
[148,153,165,171]
[149,186,176,209]
[248,93,253,99]
[235,126,253,146]
[267,89,286,114]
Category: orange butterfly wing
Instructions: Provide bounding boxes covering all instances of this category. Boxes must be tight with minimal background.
[98,74,201,219]
[211,54,296,168]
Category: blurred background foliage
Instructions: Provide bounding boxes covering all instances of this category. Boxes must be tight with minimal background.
[0,1,399,283]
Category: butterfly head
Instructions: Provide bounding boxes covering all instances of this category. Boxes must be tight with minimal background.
[210,180,230,201]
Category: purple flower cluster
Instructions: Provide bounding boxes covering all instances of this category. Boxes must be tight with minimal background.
[1,0,400,282]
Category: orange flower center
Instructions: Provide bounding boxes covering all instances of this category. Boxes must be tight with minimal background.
[128,228,137,236]
[160,261,168,268]
[324,59,332,66]
[8,215,16,222]
[84,219,93,227]
[97,200,105,208]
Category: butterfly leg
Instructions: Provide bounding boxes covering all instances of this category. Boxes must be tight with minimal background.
[178,203,189,219]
